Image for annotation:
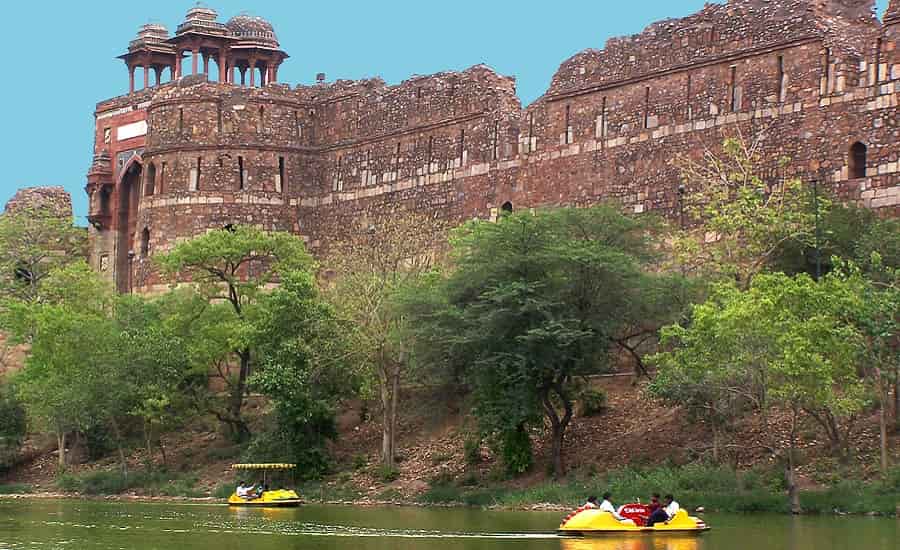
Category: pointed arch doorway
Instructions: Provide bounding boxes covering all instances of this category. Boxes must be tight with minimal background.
[116,159,142,293]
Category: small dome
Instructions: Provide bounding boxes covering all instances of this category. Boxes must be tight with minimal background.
[184,5,218,22]
[226,14,278,46]
[136,23,169,41]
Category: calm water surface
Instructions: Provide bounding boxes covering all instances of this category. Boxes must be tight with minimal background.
[0,499,896,550]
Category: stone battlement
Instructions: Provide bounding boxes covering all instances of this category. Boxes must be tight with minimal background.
[85,0,900,293]
[4,187,73,219]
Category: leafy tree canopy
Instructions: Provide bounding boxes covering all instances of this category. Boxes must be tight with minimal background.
[405,206,686,477]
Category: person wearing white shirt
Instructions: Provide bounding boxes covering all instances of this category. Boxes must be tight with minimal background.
[663,494,680,518]
[598,492,629,522]
[236,481,248,498]
[646,494,680,526]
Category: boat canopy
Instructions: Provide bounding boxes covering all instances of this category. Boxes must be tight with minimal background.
[231,463,296,470]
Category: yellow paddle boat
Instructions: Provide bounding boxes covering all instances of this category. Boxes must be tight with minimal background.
[558,504,709,536]
[226,463,302,507]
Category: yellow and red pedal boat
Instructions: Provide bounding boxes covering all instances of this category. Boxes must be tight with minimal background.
[226,463,302,508]
[558,503,709,536]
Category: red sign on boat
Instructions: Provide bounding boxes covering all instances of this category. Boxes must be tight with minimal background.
[618,503,651,526]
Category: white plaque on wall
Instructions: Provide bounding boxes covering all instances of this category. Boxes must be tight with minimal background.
[116,120,148,142]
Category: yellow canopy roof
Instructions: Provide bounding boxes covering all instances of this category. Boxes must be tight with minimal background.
[231,463,296,470]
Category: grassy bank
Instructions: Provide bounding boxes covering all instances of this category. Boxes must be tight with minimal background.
[0,483,32,495]
[56,470,203,497]
[15,463,898,516]
[419,465,900,515]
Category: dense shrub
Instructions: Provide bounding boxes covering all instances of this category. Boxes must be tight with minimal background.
[577,388,607,417]
[499,427,533,477]
[463,438,482,466]
[55,469,202,497]
[241,427,330,481]
[0,483,31,494]
[0,385,26,473]
[376,465,400,482]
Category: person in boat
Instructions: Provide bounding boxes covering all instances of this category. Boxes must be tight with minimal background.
[646,494,680,526]
[583,496,600,509]
[598,492,629,522]
[236,481,251,499]
[648,493,661,514]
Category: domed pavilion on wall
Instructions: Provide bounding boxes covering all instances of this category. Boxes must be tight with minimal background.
[85,1,900,294]
[117,6,287,92]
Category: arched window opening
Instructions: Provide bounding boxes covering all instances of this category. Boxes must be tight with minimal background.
[140,227,150,257]
[849,142,867,179]
[145,163,156,196]
[501,201,513,213]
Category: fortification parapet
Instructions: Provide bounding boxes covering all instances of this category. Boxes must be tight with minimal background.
[82,1,899,293]
[5,187,74,219]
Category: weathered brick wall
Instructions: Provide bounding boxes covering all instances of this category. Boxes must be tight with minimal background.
[4,187,73,218]
[83,0,899,293]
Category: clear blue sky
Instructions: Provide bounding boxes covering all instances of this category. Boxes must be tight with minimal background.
[0,1,890,224]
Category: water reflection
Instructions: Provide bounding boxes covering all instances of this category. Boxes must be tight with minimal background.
[560,535,701,550]
[2,500,897,550]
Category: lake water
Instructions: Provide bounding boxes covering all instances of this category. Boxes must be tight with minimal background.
[0,499,896,550]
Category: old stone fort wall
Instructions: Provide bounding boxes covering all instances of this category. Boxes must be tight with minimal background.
[80,0,900,293]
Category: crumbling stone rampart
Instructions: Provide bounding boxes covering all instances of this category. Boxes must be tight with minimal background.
[4,187,73,219]
[84,0,899,293]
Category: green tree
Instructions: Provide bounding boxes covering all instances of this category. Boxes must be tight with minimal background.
[11,262,116,469]
[250,271,357,477]
[155,225,312,441]
[771,201,900,280]
[113,295,196,469]
[0,206,85,302]
[651,272,869,512]
[672,134,821,288]
[326,213,444,470]
[0,207,87,372]
[0,381,26,473]
[407,206,680,477]
[826,260,899,475]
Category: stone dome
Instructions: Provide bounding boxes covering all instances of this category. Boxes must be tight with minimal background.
[136,23,170,41]
[128,22,171,51]
[226,14,278,46]
[184,6,219,22]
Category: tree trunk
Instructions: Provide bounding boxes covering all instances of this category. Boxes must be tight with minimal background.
[879,399,889,476]
[390,367,400,465]
[786,408,801,514]
[543,382,574,479]
[56,432,66,470]
[227,349,252,442]
[110,418,128,477]
[712,424,720,464]
[159,437,168,468]
[380,364,394,469]
[877,372,889,475]
[894,374,899,432]
[550,422,565,479]
[145,423,154,468]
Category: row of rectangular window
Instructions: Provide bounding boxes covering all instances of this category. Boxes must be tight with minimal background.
[330,128,483,192]
[562,52,840,141]
[143,156,287,196]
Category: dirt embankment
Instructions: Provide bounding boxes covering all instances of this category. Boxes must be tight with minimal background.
[4,376,897,498]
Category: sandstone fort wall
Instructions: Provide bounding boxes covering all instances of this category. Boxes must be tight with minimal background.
[81,0,900,293]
